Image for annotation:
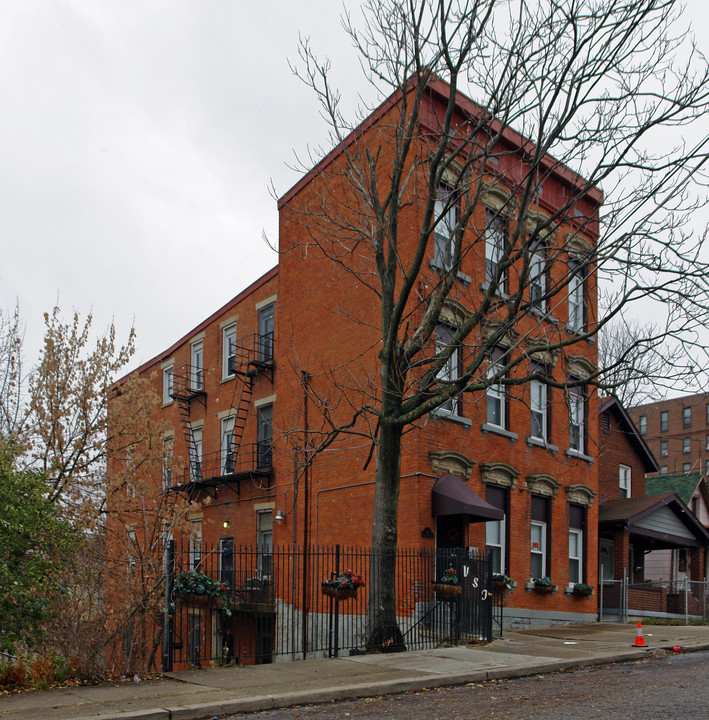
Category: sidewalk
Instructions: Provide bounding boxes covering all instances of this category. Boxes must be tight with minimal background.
[1,623,708,720]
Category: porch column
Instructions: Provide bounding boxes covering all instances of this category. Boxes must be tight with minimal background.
[613,530,630,580]
[689,547,704,581]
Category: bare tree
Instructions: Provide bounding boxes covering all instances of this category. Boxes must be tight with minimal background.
[286,0,709,647]
[26,306,136,524]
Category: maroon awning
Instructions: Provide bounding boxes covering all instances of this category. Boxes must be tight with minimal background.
[431,474,504,522]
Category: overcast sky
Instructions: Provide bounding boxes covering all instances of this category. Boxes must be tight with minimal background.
[1,0,708,375]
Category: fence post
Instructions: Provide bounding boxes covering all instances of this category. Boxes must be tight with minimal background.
[622,568,627,624]
[161,539,174,673]
[685,576,689,625]
[599,565,604,622]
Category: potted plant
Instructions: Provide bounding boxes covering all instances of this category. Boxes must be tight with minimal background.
[173,570,231,615]
[532,576,554,593]
[493,573,515,593]
[572,582,594,598]
[322,568,365,600]
[432,567,462,598]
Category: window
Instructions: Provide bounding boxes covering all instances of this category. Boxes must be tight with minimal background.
[529,238,547,312]
[706,434,709,452]
[660,411,668,432]
[660,465,668,475]
[220,537,234,587]
[190,427,202,482]
[660,440,668,457]
[683,462,691,473]
[485,208,507,291]
[683,407,691,429]
[638,415,647,435]
[530,362,549,442]
[190,520,202,570]
[619,465,631,498]
[487,347,507,429]
[257,404,273,468]
[221,416,235,475]
[162,436,173,490]
[683,437,691,454]
[433,183,457,270]
[258,303,275,362]
[257,510,273,578]
[485,486,507,575]
[568,261,585,332]
[191,340,204,391]
[436,323,461,415]
[530,495,550,579]
[223,323,237,378]
[706,404,709,425]
[569,504,586,585]
[568,384,586,455]
[163,364,174,405]
[705,459,709,476]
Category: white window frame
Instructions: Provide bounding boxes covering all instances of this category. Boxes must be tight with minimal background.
[487,351,506,429]
[684,407,691,428]
[257,510,273,578]
[436,323,460,415]
[222,323,237,379]
[529,241,547,311]
[638,415,647,435]
[660,465,668,475]
[163,364,174,405]
[619,464,631,499]
[660,411,668,432]
[683,462,691,473]
[530,378,547,441]
[257,404,273,468]
[189,520,202,571]
[434,183,457,270]
[162,436,173,490]
[221,416,235,475]
[486,517,505,575]
[530,521,547,579]
[684,437,691,454]
[191,340,204,391]
[569,387,585,454]
[568,268,584,332]
[569,528,583,585]
[258,303,275,362]
[660,440,668,457]
[485,208,506,290]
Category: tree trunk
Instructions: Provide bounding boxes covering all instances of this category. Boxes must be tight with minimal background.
[366,420,406,652]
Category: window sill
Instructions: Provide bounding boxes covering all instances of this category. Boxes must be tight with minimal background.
[429,259,471,285]
[479,282,508,298]
[525,582,558,595]
[529,307,559,325]
[430,408,472,427]
[526,437,558,455]
[565,448,595,464]
[481,423,518,443]
[220,374,236,384]
[162,400,173,408]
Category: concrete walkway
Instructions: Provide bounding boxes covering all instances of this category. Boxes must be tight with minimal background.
[1,623,708,720]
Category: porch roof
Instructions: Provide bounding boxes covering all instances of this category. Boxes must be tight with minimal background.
[599,493,709,549]
[431,474,504,522]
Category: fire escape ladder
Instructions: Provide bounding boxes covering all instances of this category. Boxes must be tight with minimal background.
[176,396,201,483]
[230,368,256,461]
[170,364,206,485]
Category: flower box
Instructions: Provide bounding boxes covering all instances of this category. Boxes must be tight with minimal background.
[321,583,358,600]
[182,592,218,608]
[432,582,462,598]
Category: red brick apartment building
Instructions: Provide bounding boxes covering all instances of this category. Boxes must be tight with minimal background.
[629,393,709,477]
[108,78,602,668]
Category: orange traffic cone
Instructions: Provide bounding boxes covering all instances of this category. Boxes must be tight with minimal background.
[633,621,646,647]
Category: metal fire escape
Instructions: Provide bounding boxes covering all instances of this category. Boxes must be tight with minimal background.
[170,333,274,493]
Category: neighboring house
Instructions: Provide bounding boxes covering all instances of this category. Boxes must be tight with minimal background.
[597,397,709,618]
[629,393,709,476]
[644,473,709,582]
[108,78,603,668]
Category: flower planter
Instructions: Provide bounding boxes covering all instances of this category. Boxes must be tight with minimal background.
[493,579,516,594]
[432,582,462,599]
[572,585,594,599]
[321,583,358,600]
[534,583,554,594]
[181,592,218,607]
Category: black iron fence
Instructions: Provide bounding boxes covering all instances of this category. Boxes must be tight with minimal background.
[163,543,495,668]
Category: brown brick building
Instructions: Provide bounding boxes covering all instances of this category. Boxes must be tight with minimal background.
[629,393,709,477]
[108,78,603,668]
